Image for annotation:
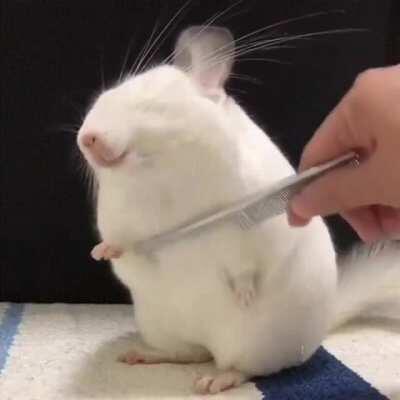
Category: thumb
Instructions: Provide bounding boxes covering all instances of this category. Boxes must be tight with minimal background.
[290,159,378,219]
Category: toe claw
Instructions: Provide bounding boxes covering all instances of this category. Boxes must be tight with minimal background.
[194,370,248,394]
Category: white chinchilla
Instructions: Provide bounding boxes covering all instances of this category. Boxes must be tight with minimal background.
[77,26,399,394]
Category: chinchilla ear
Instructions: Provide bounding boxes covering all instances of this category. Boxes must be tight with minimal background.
[173,26,234,98]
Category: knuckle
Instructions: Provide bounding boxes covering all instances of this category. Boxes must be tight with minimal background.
[354,68,384,89]
[346,68,387,118]
[352,68,386,100]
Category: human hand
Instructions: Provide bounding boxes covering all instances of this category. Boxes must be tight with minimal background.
[289,65,400,242]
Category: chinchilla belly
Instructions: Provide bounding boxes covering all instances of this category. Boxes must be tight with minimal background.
[110,218,334,361]
[111,226,264,345]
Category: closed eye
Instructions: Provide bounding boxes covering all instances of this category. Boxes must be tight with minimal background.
[136,150,158,160]
[133,149,160,167]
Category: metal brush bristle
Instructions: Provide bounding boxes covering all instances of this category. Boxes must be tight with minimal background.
[235,188,293,230]
[235,152,358,230]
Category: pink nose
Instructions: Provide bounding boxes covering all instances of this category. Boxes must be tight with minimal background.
[81,132,98,148]
[79,131,122,166]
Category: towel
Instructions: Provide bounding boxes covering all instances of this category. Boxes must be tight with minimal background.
[1,303,399,399]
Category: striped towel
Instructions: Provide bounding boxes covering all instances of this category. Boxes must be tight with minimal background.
[0,303,399,399]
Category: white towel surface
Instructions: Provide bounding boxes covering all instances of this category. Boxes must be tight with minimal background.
[0,303,399,400]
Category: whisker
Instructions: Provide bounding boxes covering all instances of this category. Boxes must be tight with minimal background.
[179,10,345,72]
[228,87,248,95]
[227,10,347,50]
[237,27,366,54]
[118,35,138,83]
[99,52,106,91]
[55,124,81,134]
[229,73,263,84]
[130,20,161,77]
[237,57,291,65]
[138,0,194,74]
[74,150,98,204]
[199,28,366,73]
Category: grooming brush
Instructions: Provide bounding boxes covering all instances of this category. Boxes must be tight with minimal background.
[134,152,359,254]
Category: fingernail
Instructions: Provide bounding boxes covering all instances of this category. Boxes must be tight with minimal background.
[290,194,312,220]
[287,207,311,227]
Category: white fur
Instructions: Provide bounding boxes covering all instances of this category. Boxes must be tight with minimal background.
[77,26,398,391]
[333,241,400,329]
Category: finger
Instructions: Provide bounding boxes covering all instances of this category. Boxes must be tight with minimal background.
[290,159,377,219]
[299,103,356,172]
[377,206,400,239]
[298,82,377,172]
[341,207,383,243]
[287,209,310,227]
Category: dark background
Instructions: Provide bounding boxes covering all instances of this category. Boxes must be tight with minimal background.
[1,0,399,303]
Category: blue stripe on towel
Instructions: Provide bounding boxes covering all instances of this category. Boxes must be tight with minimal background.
[253,347,387,400]
[0,303,24,374]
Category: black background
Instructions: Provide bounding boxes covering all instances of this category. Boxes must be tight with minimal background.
[1,0,399,303]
